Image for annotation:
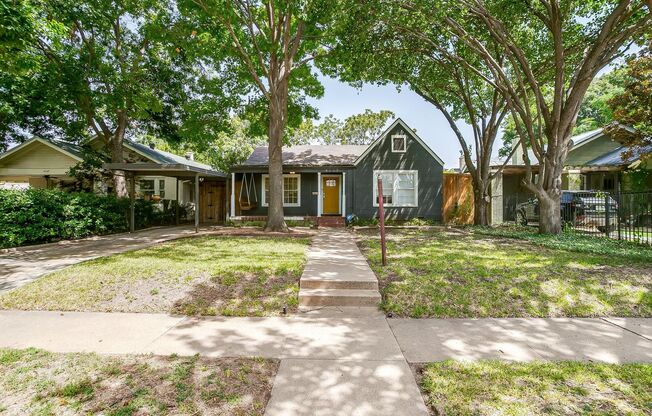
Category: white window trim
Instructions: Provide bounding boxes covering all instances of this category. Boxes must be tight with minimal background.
[261,174,301,207]
[372,170,418,207]
[391,134,407,153]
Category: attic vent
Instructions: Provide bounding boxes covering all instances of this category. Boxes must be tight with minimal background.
[185,151,194,161]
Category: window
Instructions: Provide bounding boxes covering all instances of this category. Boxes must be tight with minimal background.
[139,180,155,197]
[262,174,301,207]
[158,179,166,199]
[391,135,407,153]
[372,170,418,207]
[603,175,615,191]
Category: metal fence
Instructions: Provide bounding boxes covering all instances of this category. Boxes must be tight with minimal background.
[511,190,652,245]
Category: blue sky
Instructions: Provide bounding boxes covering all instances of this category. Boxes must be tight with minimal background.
[307,74,476,169]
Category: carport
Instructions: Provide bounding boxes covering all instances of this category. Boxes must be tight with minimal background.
[103,163,228,232]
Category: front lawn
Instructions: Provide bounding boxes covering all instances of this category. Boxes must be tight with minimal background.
[0,236,310,316]
[357,228,651,318]
[417,360,652,416]
[0,348,278,415]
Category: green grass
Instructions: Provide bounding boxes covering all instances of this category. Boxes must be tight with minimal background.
[471,225,652,263]
[418,360,652,415]
[0,348,278,416]
[357,228,651,318]
[0,236,310,316]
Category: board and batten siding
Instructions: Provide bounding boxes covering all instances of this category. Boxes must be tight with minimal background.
[351,123,443,220]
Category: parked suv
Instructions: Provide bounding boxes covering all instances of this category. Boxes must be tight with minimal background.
[516,191,618,232]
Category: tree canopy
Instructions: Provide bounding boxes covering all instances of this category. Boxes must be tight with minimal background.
[606,46,652,162]
[291,109,394,145]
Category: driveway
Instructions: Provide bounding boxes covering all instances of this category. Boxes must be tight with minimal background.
[0,226,204,293]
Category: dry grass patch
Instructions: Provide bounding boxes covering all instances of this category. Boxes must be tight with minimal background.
[0,348,278,416]
[357,228,652,318]
[416,360,652,416]
[0,236,310,316]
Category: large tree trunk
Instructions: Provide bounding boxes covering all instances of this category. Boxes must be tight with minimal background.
[473,188,490,226]
[265,81,289,232]
[537,191,562,234]
[111,112,128,198]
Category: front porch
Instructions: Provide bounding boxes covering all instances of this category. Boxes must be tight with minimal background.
[229,170,350,220]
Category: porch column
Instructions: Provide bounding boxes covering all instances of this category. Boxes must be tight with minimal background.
[567,169,582,190]
[317,172,322,217]
[129,173,136,233]
[230,172,236,218]
[194,173,199,233]
[175,177,179,225]
[490,172,504,225]
[341,172,346,217]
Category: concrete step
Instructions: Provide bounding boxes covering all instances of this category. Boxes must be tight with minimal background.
[301,277,378,290]
[299,288,382,307]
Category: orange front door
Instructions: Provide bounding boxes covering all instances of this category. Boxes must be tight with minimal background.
[322,176,340,215]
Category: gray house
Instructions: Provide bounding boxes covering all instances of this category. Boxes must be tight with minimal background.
[230,118,444,224]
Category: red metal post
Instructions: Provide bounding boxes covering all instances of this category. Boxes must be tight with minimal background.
[377,175,387,266]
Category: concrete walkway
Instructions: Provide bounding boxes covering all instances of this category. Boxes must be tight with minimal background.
[298,229,381,308]
[0,311,651,414]
[0,226,208,293]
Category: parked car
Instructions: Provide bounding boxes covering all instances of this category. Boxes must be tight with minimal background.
[516,191,618,232]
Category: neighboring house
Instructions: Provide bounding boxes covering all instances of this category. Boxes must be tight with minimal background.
[230,118,445,222]
[0,137,83,189]
[0,136,216,209]
[491,127,652,224]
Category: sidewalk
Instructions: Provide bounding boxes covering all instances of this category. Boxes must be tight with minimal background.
[1,311,650,363]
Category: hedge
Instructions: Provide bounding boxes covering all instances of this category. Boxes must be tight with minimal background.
[0,188,175,248]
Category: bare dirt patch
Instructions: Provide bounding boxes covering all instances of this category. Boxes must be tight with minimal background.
[0,348,279,416]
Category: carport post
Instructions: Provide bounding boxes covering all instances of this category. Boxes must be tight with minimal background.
[194,173,199,233]
[175,177,179,226]
[129,173,135,233]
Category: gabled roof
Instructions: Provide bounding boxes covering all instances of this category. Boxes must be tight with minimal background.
[354,118,445,166]
[237,118,445,169]
[240,144,367,167]
[569,128,604,150]
[0,137,83,162]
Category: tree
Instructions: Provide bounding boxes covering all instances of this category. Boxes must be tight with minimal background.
[421,0,650,233]
[499,68,625,155]
[290,109,394,145]
[143,116,267,172]
[321,2,513,225]
[1,0,188,196]
[574,68,625,134]
[183,0,337,231]
[606,45,652,161]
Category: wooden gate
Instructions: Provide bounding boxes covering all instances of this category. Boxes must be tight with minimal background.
[443,173,474,224]
[200,181,226,224]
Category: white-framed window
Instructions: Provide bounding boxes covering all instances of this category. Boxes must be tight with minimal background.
[391,134,407,153]
[262,174,301,207]
[139,179,155,197]
[372,170,418,207]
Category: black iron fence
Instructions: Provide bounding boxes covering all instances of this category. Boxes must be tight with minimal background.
[510,190,652,245]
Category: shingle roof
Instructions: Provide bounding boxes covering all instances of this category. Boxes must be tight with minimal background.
[239,145,369,167]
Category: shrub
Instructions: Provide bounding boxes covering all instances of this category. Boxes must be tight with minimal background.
[0,188,171,248]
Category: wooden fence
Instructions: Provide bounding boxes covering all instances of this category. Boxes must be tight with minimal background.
[442,172,474,224]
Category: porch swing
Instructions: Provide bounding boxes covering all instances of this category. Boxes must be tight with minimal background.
[238,172,258,211]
